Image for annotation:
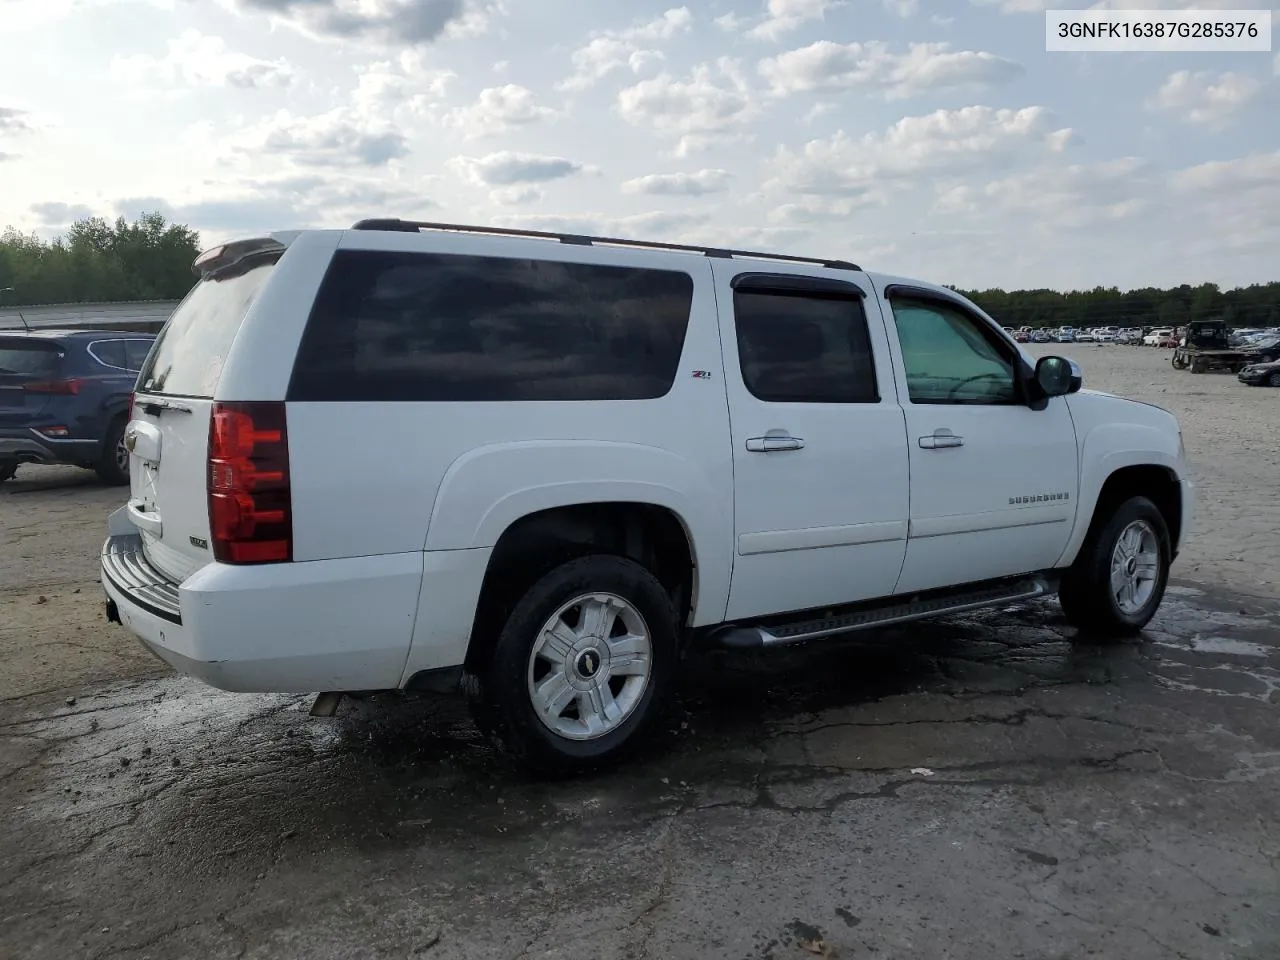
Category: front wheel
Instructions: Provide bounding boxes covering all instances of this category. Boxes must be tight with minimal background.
[471,555,679,775]
[1270,371,1280,388]
[95,417,130,486]
[0,461,16,483]
[1059,496,1170,641]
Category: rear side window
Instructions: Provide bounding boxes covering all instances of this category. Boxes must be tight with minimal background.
[89,341,127,369]
[288,250,695,402]
[733,290,878,403]
[138,252,279,398]
[0,341,62,378]
[124,340,154,371]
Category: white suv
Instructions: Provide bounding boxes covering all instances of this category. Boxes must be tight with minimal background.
[103,220,1194,773]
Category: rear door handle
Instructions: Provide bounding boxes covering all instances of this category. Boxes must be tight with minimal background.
[746,435,805,453]
[919,432,964,449]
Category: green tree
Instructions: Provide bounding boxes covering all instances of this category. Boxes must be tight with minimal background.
[0,212,201,305]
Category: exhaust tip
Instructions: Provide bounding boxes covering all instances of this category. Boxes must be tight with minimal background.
[309,692,343,717]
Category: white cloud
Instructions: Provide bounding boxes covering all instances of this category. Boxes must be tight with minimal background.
[450,151,584,186]
[621,169,733,196]
[883,0,919,14]
[714,12,744,30]
[111,30,294,90]
[558,7,692,92]
[442,84,558,139]
[933,158,1151,228]
[747,0,846,41]
[231,107,410,167]
[767,105,1072,199]
[759,41,1023,100]
[1149,70,1263,127]
[0,107,34,134]
[489,185,543,205]
[224,0,481,48]
[617,58,757,156]
[971,0,1258,10]
[352,52,455,118]
[768,196,880,224]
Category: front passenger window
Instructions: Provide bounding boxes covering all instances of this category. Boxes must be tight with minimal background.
[892,298,1017,405]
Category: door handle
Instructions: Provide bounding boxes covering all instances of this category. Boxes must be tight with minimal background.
[919,431,964,449]
[746,435,805,453]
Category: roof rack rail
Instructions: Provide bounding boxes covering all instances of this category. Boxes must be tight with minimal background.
[348,218,860,272]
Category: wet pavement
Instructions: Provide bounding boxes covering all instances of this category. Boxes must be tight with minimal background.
[2,583,1279,960]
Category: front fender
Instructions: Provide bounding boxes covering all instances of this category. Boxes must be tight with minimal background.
[423,440,733,627]
[1055,421,1185,566]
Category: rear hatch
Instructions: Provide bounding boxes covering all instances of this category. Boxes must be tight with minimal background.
[129,240,283,582]
[0,337,65,426]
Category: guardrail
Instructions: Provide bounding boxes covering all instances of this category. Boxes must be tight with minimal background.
[0,300,179,333]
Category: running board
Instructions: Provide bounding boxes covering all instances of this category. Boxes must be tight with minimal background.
[706,576,1054,650]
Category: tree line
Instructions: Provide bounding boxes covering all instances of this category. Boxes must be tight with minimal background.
[2,213,1279,331]
[955,281,1280,331]
[0,213,201,306]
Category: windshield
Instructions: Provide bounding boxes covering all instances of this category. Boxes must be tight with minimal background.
[137,251,280,398]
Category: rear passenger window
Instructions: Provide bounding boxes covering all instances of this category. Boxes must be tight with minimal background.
[90,341,126,369]
[733,290,878,403]
[288,251,695,402]
[124,340,153,372]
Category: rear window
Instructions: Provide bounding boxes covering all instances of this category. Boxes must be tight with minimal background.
[137,252,279,398]
[287,250,695,402]
[0,341,62,378]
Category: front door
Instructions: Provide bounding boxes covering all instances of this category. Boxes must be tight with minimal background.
[716,264,910,622]
[879,289,1080,595]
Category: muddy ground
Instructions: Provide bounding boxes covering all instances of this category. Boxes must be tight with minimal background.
[1,344,1277,959]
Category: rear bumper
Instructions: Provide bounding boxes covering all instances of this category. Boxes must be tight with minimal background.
[0,427,98,465]
[101,508,425,693]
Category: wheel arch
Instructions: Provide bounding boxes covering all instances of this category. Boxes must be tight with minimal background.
[1058,455,1184,568]
[461,500,702,675]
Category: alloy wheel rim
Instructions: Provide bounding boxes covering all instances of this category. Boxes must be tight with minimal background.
[115,438,130,473]
[1110,520,1160,615]
[526,592,652,741]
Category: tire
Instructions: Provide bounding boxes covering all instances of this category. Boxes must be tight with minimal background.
[471,554,679,776]
[1270,371,1280,388]
[0,461,15,483]
[94,416,130,486]
[1059,495,1171,642]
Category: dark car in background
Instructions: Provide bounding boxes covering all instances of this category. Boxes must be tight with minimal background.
[0,330,155,485]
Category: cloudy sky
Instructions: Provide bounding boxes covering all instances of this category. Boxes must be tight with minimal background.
[1,0,1278,291]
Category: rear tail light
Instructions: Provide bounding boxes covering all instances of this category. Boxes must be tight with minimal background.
[24,379,82,395]
[207,401,292,564]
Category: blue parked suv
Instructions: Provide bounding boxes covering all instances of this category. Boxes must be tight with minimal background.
[0,329,156,485]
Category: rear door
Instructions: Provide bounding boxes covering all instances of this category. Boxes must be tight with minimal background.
[716,264,910,621]
[0,337,65,427]
[129,244,284,582]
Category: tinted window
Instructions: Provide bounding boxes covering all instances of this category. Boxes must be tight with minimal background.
[892,298,1017,404]
[89,341,127,369]
[288,251,694,402]
[138,252,279,398]
[733,290,878,403]
[0,341,62,378]
[124,340,154,371]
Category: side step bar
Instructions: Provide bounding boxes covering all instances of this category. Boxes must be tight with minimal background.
[706,575,1055,650]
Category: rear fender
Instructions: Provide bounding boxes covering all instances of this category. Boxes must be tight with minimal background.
[423,439,732,627]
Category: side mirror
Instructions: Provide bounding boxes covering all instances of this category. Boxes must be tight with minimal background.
[1035,355,1082,398]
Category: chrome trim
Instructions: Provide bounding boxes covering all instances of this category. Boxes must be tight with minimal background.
[101,533,182,623]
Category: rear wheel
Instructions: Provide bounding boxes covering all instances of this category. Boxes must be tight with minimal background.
[471,554,678,776]
[94,417,130,486]
[0,461,15,483]
[1060,496,1170,641]
[1270,371,1280,388]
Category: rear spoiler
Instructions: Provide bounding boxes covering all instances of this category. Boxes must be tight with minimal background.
[191,232,298,279]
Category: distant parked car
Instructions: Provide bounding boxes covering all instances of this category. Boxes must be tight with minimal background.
[0,329,155,485]
[1014,330,1031,343]
[1238,358,1280,387]
[1144,328,1174,346]
[1031,329,1052,343]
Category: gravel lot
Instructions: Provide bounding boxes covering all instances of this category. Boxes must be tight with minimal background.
[1,344,1277,959]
